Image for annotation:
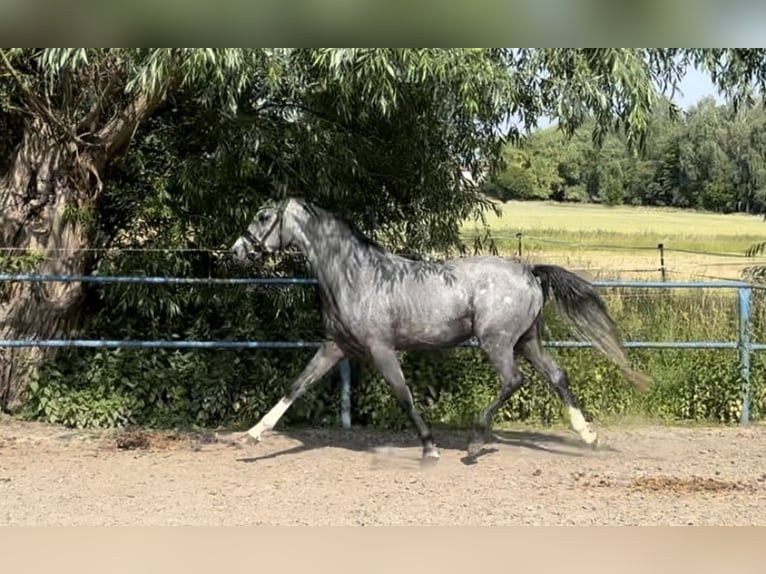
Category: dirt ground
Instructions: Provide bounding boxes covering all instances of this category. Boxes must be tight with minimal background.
[2,413,766,525]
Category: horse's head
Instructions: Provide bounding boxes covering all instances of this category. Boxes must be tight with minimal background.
[230,199,294,262]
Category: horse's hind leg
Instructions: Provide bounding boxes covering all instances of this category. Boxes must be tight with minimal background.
[516,327,598,447]
[369,346,439,464]
[469,336,526,455]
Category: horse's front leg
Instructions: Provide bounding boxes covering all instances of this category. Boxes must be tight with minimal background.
[241,341,346,444]
[369,346,440,464]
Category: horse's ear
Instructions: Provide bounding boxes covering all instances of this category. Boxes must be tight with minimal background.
[260,197,281,212]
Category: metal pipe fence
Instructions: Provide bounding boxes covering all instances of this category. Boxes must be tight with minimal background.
[0,274,761,426]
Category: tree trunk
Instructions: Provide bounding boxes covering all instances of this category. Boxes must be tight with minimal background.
[0,77,163,412]
[0,119,98,411]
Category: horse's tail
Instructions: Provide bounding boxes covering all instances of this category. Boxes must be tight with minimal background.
[529,264,650,392]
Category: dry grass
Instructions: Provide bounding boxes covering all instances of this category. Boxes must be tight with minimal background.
[461,200,766,280]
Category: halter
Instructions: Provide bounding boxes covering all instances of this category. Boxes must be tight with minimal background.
[242,199,288,254]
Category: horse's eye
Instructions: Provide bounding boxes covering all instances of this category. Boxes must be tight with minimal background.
[257,213,268,223]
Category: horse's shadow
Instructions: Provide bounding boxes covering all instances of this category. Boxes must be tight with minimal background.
[228,426,618,466]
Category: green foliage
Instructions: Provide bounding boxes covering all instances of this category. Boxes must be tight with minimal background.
[24,345,343,430]
[484,164,538,201]
[641,351,745,423]
[489,95,766,216]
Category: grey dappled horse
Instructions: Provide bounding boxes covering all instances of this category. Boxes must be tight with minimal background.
[230,198,648,463]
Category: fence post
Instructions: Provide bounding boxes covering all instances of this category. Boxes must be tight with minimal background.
[516,232,523,258]
[657,243,666,282]
[340,358,352,428]
[738,286,752,425]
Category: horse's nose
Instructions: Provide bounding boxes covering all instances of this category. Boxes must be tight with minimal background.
[230,238,246,260]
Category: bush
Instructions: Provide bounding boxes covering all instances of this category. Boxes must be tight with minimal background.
[21,258,766,431]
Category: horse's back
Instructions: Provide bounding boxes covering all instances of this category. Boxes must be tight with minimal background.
[448,255,544,339]
[447,255,537,289]
[397,254,542,312]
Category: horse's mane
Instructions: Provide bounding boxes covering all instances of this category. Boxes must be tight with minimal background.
[291,198,387,254]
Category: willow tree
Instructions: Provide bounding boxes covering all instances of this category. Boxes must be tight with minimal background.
[0,49,269,410]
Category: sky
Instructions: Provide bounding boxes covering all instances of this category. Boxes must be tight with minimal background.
[672,65,725,109]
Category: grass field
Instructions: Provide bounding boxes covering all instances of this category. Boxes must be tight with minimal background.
[461,200,766,281]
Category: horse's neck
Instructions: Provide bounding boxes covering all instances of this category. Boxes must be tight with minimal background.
[293,215,373,286]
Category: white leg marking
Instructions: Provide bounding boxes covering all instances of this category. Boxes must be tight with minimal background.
[424,448,440,460]
[567,406,598,445]
[247,397,292,440]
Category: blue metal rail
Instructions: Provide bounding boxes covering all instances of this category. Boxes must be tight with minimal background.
[0,273,760,426]
[0,274,752,288]
[0,274,318,285]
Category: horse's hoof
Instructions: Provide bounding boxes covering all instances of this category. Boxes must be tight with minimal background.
[222,431,261,448]
[589,435,605,450]
[214,432,247,448]
[421,448,440,467]
[243,432,262,446]
[467,440,485,458]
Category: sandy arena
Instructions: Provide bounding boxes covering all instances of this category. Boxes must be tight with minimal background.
[2,414,766,525]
